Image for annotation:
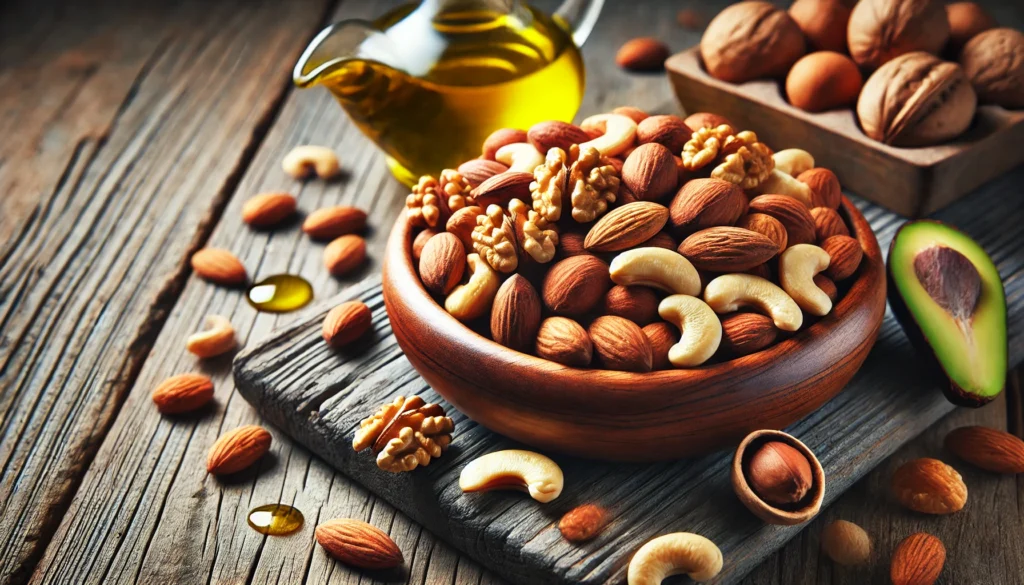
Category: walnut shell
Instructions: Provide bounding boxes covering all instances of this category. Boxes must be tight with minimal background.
[700,1,806,83]
[857,52,977,146]
[946,2,996,52]
[847,0,950,70]
[960,28,1024,109]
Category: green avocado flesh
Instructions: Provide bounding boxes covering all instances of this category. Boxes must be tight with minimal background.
[888,221,1007,406]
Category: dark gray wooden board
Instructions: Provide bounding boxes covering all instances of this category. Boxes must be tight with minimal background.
[235,184,1024,585]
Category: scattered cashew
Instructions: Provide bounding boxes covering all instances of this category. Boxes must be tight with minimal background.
[609,248,701,296]
[444,254,499,322]
[282,145,340,179]
[579,113,637,157]
[627,532,724,584]
[704,273,804,332]
[459,449,564,503]
[658,295,722,367]
[495,142,544,173]
[747,169,814,207]
[779,244,833,317]
[772,149,814,177]
[186,315,236,358]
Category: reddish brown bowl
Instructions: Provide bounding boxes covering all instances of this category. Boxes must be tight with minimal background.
[382,197,886,461]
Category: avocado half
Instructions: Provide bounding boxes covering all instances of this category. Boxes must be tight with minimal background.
[887,220,1007,407]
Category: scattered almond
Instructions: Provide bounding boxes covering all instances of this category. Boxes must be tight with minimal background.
[891,458,967,515]
[588,316,653,373]
[323,301,372,348]
[207,425,272,475]
[324,234,367,277]
[241,192,296,227]
[559,504,609,543]
[191,248,247,286]
[584,201,669,252]
[303,206,367,240]
[891,532,945,585]
[186,315,236,358]
[945,426,1024,474]
[616,38,670,72]
[821,520,871,567]
[315,518,404,569]
[151,373,214,414]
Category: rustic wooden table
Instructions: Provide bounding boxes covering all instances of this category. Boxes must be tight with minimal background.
[2,0,1022,584]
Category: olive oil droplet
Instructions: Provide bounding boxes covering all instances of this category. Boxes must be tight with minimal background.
[247,274,313,312]
[247,504,304,536]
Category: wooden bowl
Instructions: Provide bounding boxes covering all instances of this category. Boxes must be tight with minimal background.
[382,198,886,461]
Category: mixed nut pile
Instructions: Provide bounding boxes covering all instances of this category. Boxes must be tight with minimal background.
[407,109,864,371]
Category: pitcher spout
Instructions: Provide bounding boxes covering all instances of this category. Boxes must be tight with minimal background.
[293,20,401,88]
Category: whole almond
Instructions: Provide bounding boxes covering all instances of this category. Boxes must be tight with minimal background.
[458,159,509,187]
[821,235,863,281]
[810,207,849,242]
[589,316,653,372]
[814,274,838,303]
[191,248,247,286]
[736,213,788,254]
[315,518,404,569]
[323,301,372,348]
[616,37,670,71]
[621,143,677,201]
[528,121,591,154]
[945,426,1024,474]
[542,255,611,316]
[324,234,367,277]
[604,285,659,326]
[536,317,592,367]
[640,231,677,251]
[482,128,528,160]
[891,458,967,514]
[799,168,842,209]
[891,532,945,585]
[151,373,214,414]
[683,112,733,132]
[558,232,588,258]
[207,425,272,475]
[720,313,778,356]
[242,192,296,227]
[584,201,669,252]
[821,520,872,567]
[559,504,609,543]
[303,206,367,240]
[612,106,650,123]
[678,227,779,272]
[471,171,533,208]
[669,178,748,237]
[636,115,691,152]
[642,322,679,370]
[748,194,816,246]
[491,275,542,352]
[419,232,466,296]
[412,228,438,260]
[747,262,774,281]
[446,206,484,249]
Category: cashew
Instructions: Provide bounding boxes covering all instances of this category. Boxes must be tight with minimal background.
[772,148,814,177]
[282,145,340,179]
[579,113,638,157]
[747,169,814,207]
[444,254,499,322]
[459,449,563,503]
[609,248,701,296]
[186,315,236,358]
[658,295,722,367]
[495,142,544,173]
[627,532,724,584]
[704,273,803,332]
[779,244,833,316]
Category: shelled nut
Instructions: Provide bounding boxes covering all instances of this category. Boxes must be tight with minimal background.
[731,429,825,525]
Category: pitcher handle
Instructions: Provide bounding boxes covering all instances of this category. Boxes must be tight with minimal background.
[554,0,604,47]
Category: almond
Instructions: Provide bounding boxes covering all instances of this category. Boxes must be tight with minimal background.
[814,274,838,303]
[736,213,788,254]
[151,373,214,414]
[315,518,404,569]
[206,425,272,475]
[821,235,863,281]
[412,228,438,260]
[720,313,778,356]
[418,232,466,296]
[616,37,670,71]
[945,426,1024,474]
[323,301,372,348]
[584,201,669,252]
[542,255,611,316]
[446,206,484,249]
[491,274,542,352]
[558,504,608,543]
[324,234,367,277]
[683,112,733,132]
[191,248,247,286]
[458,159,509,188]
[748,194,816,246]
[536,317,592,367]
[798,168,842,209]
[636,115,691,153]
[471,171,533,208]
[612,106,649,123]
[603,285,659,326]
[588,316,653,372]
[746,262,774,281]
[820,520,872,567]
[558,232,588,258]
[678,227,778,272]
[621,143,677,201]
[669,178,747,237]
[891,532,945,585]
[527,120,591,154]
[640,231,677,251]
[482,128,527,160]
[241,192,296,227]
[810,206,849,242]
[891,458,967,514]
[303,206,368,240]
[642,322,679,370]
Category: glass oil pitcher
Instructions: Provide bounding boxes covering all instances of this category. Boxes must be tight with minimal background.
[294,0,603,185]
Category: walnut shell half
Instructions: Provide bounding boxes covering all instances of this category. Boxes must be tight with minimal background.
[960,28,1024,109]
[857,52,977,147]
[700,1,805,83]
[847,0,949,70]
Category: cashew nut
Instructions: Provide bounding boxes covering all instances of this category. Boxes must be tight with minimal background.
[747,169,814,207]
[609,248,701,296]
[495,142,544,173]
[444,254,499,322]
[281,145,340,179]
[772,148,814,177]
[186,315,236,358]
[579,113,638,157]
[627,532,724,584]
[779,244,833,317]
[459,449,563,503]
[658,295,722,367]
[704,273,804,332]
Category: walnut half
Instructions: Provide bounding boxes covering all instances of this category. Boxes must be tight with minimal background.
[569,145,619,223]
[472,204,519,273]
[352,396,455,473]
[510,198,559,263]
[711,131,774,189]
[406,175,442,228]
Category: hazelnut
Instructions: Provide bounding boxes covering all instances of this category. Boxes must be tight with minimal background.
[788,0,851,54]
[785,52,863,113]
[960,28,1024,109]
[847,0,950,70]
[946,2,996,52]
[747,441,813,505]
[700,1,806,83]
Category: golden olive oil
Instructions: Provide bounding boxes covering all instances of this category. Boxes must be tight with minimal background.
[247,504,304,536]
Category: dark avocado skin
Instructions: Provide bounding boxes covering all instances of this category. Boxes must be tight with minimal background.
[886,221,1004,408]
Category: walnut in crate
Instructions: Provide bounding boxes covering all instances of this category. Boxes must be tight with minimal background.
[406,175,443,228]
[353,396,454,473]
